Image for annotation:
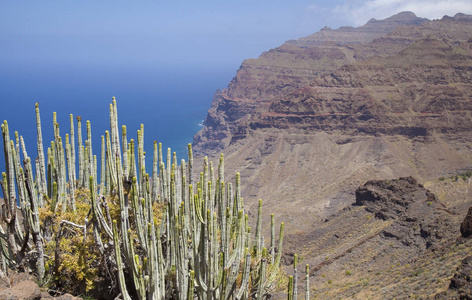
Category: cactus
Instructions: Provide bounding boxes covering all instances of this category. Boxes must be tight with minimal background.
[293,254,298,300]
[99,135,106,195]
[1,121,19,259]
[256,199,263,256]
[287,276,294,300]
[69,114,76,188]
[0,100,291,299]
[256,247,268,300]
[77,116,84,188]
[35,103,47,199]
[305,264,310,300]
[23,156,45,283]
[65,137,76,211]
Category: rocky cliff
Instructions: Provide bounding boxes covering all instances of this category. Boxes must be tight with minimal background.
[193,12,472,298]
[266,36,472,136]
[194,12,472,155]
[194,12,472,216]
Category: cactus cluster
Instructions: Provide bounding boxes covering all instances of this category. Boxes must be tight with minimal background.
[0,98,300,299]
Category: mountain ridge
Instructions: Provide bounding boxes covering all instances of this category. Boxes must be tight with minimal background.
[286,11,428,47]
[194,12,472,156]
[193,12,472,298]
[193,10,472,229]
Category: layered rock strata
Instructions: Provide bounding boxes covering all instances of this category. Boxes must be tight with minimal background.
[194,13,472,156]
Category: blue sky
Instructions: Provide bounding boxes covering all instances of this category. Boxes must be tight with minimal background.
[3,0,472,75]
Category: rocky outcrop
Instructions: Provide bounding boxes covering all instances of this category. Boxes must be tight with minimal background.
[0,278,41,300]
[434,207,472,299]
[355,177,436,220]
[355,177,455,250]
[279,176,470,298]
[448,255,472,299]
[460,206,472,238]
[0,272,81,300]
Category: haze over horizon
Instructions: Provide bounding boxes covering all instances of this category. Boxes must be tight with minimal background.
[2,1,472,73]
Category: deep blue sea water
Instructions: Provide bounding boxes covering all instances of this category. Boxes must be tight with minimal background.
[0,63,233,192]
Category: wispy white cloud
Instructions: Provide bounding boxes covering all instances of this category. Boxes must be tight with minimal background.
[332,0,472,26]
[305,4,326,13]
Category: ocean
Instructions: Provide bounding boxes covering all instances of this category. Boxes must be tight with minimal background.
[0,63,233,188]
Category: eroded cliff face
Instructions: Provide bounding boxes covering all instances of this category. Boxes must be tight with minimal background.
[194,12,472,224]
[266,37,472,136]
[193,11,472,216]
[193,12,472,299]
[193,12,472,156]
[193,12,430,155]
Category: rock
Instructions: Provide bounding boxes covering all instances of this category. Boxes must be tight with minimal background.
[355,177,455,250]
[54,294,81,300]
[0,271,83,300]
[460,206,472,238]
[0,279,41,300]
[437,255,472,299]
[449,256,472,296]
[355,177,432,220]
[40,292,54,299]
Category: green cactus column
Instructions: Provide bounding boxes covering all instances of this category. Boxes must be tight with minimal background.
[69,114,76,188]
[52,121,67,212]
[65,135,76,211]
[99,135,106,195]
[0,100,292,299]
[287,276,294,300]
[293,254,298,300]
[77,116,84,188]
[23,156,46,283]
[305,264,310,300]
[35,103,48,199]
[1,121,19,258]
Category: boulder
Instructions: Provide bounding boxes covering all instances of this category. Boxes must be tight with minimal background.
[460,206,472,238]
[0,279,41,300]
